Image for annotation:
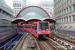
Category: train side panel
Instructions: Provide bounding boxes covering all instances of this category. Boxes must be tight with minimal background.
[31,22,39,38]
[17,25,24,31]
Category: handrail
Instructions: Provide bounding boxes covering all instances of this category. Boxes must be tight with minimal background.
[56,29,75,36]
[0,31,24,50]
[12,31,26,50]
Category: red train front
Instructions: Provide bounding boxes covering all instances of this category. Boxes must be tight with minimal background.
[37,21,51,38]
[17,21,51,38]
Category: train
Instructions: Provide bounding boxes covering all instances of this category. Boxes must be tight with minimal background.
[17,21,51,38]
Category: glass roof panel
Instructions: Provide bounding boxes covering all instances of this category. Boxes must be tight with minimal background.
[22,12,42,20]
[17,6,49,19]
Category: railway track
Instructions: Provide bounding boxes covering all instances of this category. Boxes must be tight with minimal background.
[12,32,40,50]
[51,33,75,50]
[47,38,67,50]
[21,33,38,50]
[36,38,57,50]
[13,32,74,50]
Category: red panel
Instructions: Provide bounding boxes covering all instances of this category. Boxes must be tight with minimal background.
[12,19,26,23]
[43,19,55,23]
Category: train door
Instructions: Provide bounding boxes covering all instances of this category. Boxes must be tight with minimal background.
[25,25,27,32]
[28,25,30,32]
[27,25,28,32]
[24,24,26,30]
[35,24,38,34]
[34,24,36,34]
[32,24,34,34]
[29,25,31,32]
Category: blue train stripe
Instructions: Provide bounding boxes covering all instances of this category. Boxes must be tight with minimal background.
[36,30,38,34]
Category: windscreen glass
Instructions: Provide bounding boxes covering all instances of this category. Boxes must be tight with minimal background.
[39,22,49,30]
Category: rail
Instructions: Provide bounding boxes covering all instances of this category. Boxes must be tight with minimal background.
[46,40,57,50]
[36,39,43,50]
[12,31,26,50]
[37,38,57,50]
[52,33,75,44]
[52,33,75,49]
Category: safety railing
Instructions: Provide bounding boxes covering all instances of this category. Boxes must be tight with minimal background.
[56,29,75,36]
[12,31,26,50]
[0,31,24,50]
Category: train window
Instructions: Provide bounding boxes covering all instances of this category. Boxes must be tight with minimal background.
[45,24,49,30]
[27,25,29,28]
[35,24,37,30]
[32,25,35,29]
[26,25,27,28]
[32,25,34,29]
[33,25,35,29]
[30,25,31,28]
[32,24,37,30]
[27,25,28,28]
[28,25,30,28]
[27,25,30,28]
[24,25,26,28]
[26,25,29,28]
[26,25,28,28]
[25,25,26,28]
[28,25,29,28]
[27,26,28,28]
[39,22,49,30]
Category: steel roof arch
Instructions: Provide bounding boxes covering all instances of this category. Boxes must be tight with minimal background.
[16,5,50,18]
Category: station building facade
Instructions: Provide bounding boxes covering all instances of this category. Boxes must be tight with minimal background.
[54,0,75,30]
[0,0,15,32]
[39,0,53,17]
[13,1,25,17]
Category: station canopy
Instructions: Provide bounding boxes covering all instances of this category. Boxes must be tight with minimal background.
[12,4,55,23]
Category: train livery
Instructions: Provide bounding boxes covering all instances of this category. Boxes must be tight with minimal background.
[17,21,51,38]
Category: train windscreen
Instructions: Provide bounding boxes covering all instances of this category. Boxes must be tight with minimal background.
[39,22,49,30]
